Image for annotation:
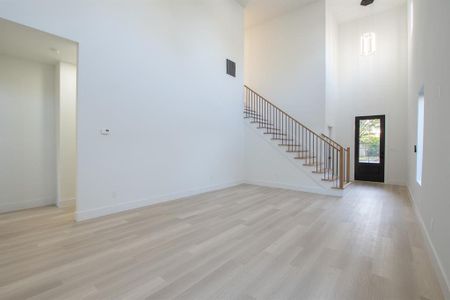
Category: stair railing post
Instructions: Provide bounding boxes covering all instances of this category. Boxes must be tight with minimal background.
[346,147,351,184]
[339,146,344,189]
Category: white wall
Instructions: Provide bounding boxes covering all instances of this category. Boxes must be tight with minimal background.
[243,0,331,194]
[325,6,339,136]
[0,0,245,220]
[245,0,326,133]
[333,6,408,185]
[407,0,450,297]
[0,55,56,212]
[244,123,341,196]
[55,62,77,207]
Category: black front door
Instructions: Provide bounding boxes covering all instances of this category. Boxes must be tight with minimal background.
[355,115,385,182]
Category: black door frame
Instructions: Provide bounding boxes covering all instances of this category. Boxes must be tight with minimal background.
[354,115,385,183]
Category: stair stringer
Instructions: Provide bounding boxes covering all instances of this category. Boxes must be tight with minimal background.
[244,121,343,197]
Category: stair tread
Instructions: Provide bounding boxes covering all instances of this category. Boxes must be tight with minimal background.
[244,88,349,191]
[250,121,273,125]
[279,144,302,147]
[312,169,333,174]
[265,132,287,136]
[257,127,281,131]
[246,117,267,121]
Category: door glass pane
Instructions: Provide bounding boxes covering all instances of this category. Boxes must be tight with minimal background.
[359,119,381,163]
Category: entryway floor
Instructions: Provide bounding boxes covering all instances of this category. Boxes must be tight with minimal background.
[0,183,444,299]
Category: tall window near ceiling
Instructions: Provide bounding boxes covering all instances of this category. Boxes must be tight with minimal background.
[416,88,425,185]
[361,32,376,56]
[409,0,414,37]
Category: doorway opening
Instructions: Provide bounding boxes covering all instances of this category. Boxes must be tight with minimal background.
[354,115,385,182]
[0,18,78,216]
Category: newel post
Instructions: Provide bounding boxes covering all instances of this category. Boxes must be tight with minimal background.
[339,146,344,189]
[346,147,351,184]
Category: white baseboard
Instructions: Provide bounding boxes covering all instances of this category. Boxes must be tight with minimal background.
[57,198,76,208]
[75,180,245,222]
[244,180,343,197]
[385,180,407,187]
[407,187,450,300]
[75,178,342,222]
[0,197,56,214]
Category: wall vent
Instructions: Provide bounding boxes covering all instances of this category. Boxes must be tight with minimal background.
[226,59,236,77]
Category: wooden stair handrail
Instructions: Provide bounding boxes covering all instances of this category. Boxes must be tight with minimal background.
[244,85,339,150]
[244,85,351,190]
[321,134,343,149]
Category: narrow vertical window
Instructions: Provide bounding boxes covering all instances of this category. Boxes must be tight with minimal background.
[409,1,414,37]
[416,88,425,185]
[361,32,376,56]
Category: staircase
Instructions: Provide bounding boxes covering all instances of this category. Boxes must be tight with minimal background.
[244,85,351,190]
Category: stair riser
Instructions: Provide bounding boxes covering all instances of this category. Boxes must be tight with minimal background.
[244,86,349,191]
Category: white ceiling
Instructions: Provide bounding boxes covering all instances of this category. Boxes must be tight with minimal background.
[328,0,406,23]
[239,0,317,28]
[238,0,406,28]
[0,18,77,65]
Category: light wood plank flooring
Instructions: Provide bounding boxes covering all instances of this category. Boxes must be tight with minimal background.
[0,183,444,300]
